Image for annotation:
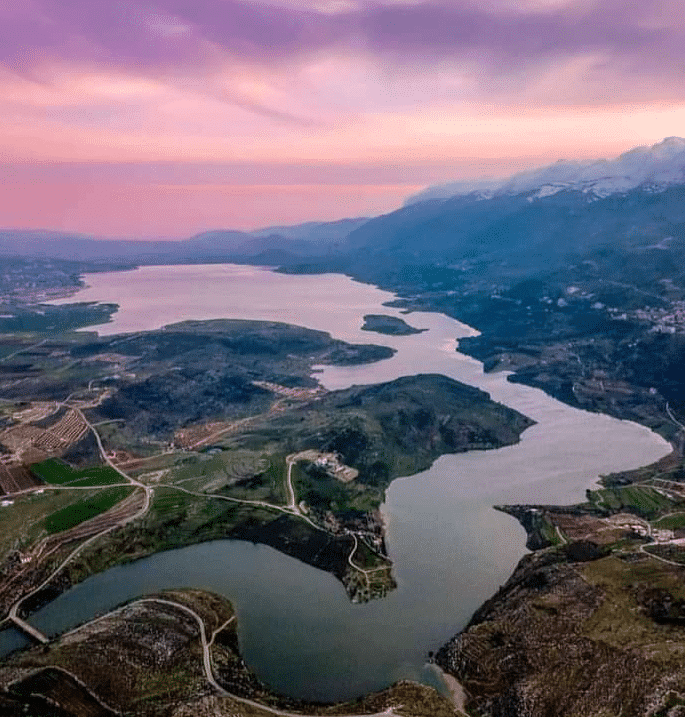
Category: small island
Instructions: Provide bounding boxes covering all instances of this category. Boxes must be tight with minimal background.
[361,314,427,336]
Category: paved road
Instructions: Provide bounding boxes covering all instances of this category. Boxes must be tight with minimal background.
[666,402,685,433]
[554,525,568,545]
[0,339,47,364]
[285,455,298,511]
[1,483,131,500]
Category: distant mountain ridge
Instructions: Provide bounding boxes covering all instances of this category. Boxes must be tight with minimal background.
[248,217,369,241]
[314,137,685,282]
[0,217,370,264]
[3,138,685,274]
[344,182,685,281]
[406,137,685,205]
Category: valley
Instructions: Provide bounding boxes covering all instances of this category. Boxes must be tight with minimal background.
[0,292,538,715]
[0,258,672,717]
[5,142,685,716]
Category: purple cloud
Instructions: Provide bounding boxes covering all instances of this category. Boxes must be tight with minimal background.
[1,0,683,88]
[356,0,682,75]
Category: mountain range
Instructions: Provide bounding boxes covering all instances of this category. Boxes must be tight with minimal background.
[336,137,685,285]
[0,217,368,264]
[2,137,685,275]
[406,136,685,204]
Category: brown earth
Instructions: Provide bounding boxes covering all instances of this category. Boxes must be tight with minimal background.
[437,544,685,717]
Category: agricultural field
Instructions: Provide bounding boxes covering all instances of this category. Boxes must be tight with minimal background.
[44,486,134,534]
[587,484,679,519]
[0,489,97,561]
[0,462,41,494]
[652,513,685,530]
[30,459,123,487]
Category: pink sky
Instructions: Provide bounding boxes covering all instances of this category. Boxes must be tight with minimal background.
[2,0,685,237]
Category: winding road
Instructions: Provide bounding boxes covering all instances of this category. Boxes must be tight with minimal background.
[285,454,299,511]
[1,395,388,653]
[4,402,152,636]
[64,596,405,717]
[666,402,685,433]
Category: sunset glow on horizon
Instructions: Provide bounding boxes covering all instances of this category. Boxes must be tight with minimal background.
[2,0,685,237]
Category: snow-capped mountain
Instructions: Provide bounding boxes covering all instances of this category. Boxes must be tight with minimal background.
[406,137,685,205]
[345,135,685,277]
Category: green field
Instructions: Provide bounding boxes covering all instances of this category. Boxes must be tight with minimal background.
[31,459,123,487]
[588,485,677,518]
[0,490,99,562]
[652,513,685,530]
[293,462,381,514]
[44,486,134,534]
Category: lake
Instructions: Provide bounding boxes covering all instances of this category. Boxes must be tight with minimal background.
[3,264,670,702]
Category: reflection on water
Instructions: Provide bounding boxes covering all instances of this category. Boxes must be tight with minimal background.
[13,264,669,700]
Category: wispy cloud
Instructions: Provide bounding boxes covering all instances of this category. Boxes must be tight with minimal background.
[2,0,685,235]
[2,0,684,87]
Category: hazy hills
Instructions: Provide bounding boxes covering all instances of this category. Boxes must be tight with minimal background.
[0,217,369,265]
[3,138,685,279]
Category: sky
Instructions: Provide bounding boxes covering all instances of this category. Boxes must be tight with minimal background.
[2,0,685,238]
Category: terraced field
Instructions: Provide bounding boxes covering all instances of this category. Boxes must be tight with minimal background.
[0,462,41,494]
[0,487,144,616]
[587,484,677,518]
[44,486,134,534]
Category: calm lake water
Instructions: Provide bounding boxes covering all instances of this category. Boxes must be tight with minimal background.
[2,264,670,701]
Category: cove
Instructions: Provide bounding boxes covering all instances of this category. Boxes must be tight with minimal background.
[2,264,670,702]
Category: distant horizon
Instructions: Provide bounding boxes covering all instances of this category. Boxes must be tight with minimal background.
[3,0,685,237]
[4,136,685,240]
[0,214,369,242]
[1,151,557,238]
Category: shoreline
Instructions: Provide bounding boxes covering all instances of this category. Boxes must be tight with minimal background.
[6,262,674,709]
[427,663,469,716]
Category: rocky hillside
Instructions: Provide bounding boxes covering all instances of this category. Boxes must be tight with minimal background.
[436,544,685,717]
